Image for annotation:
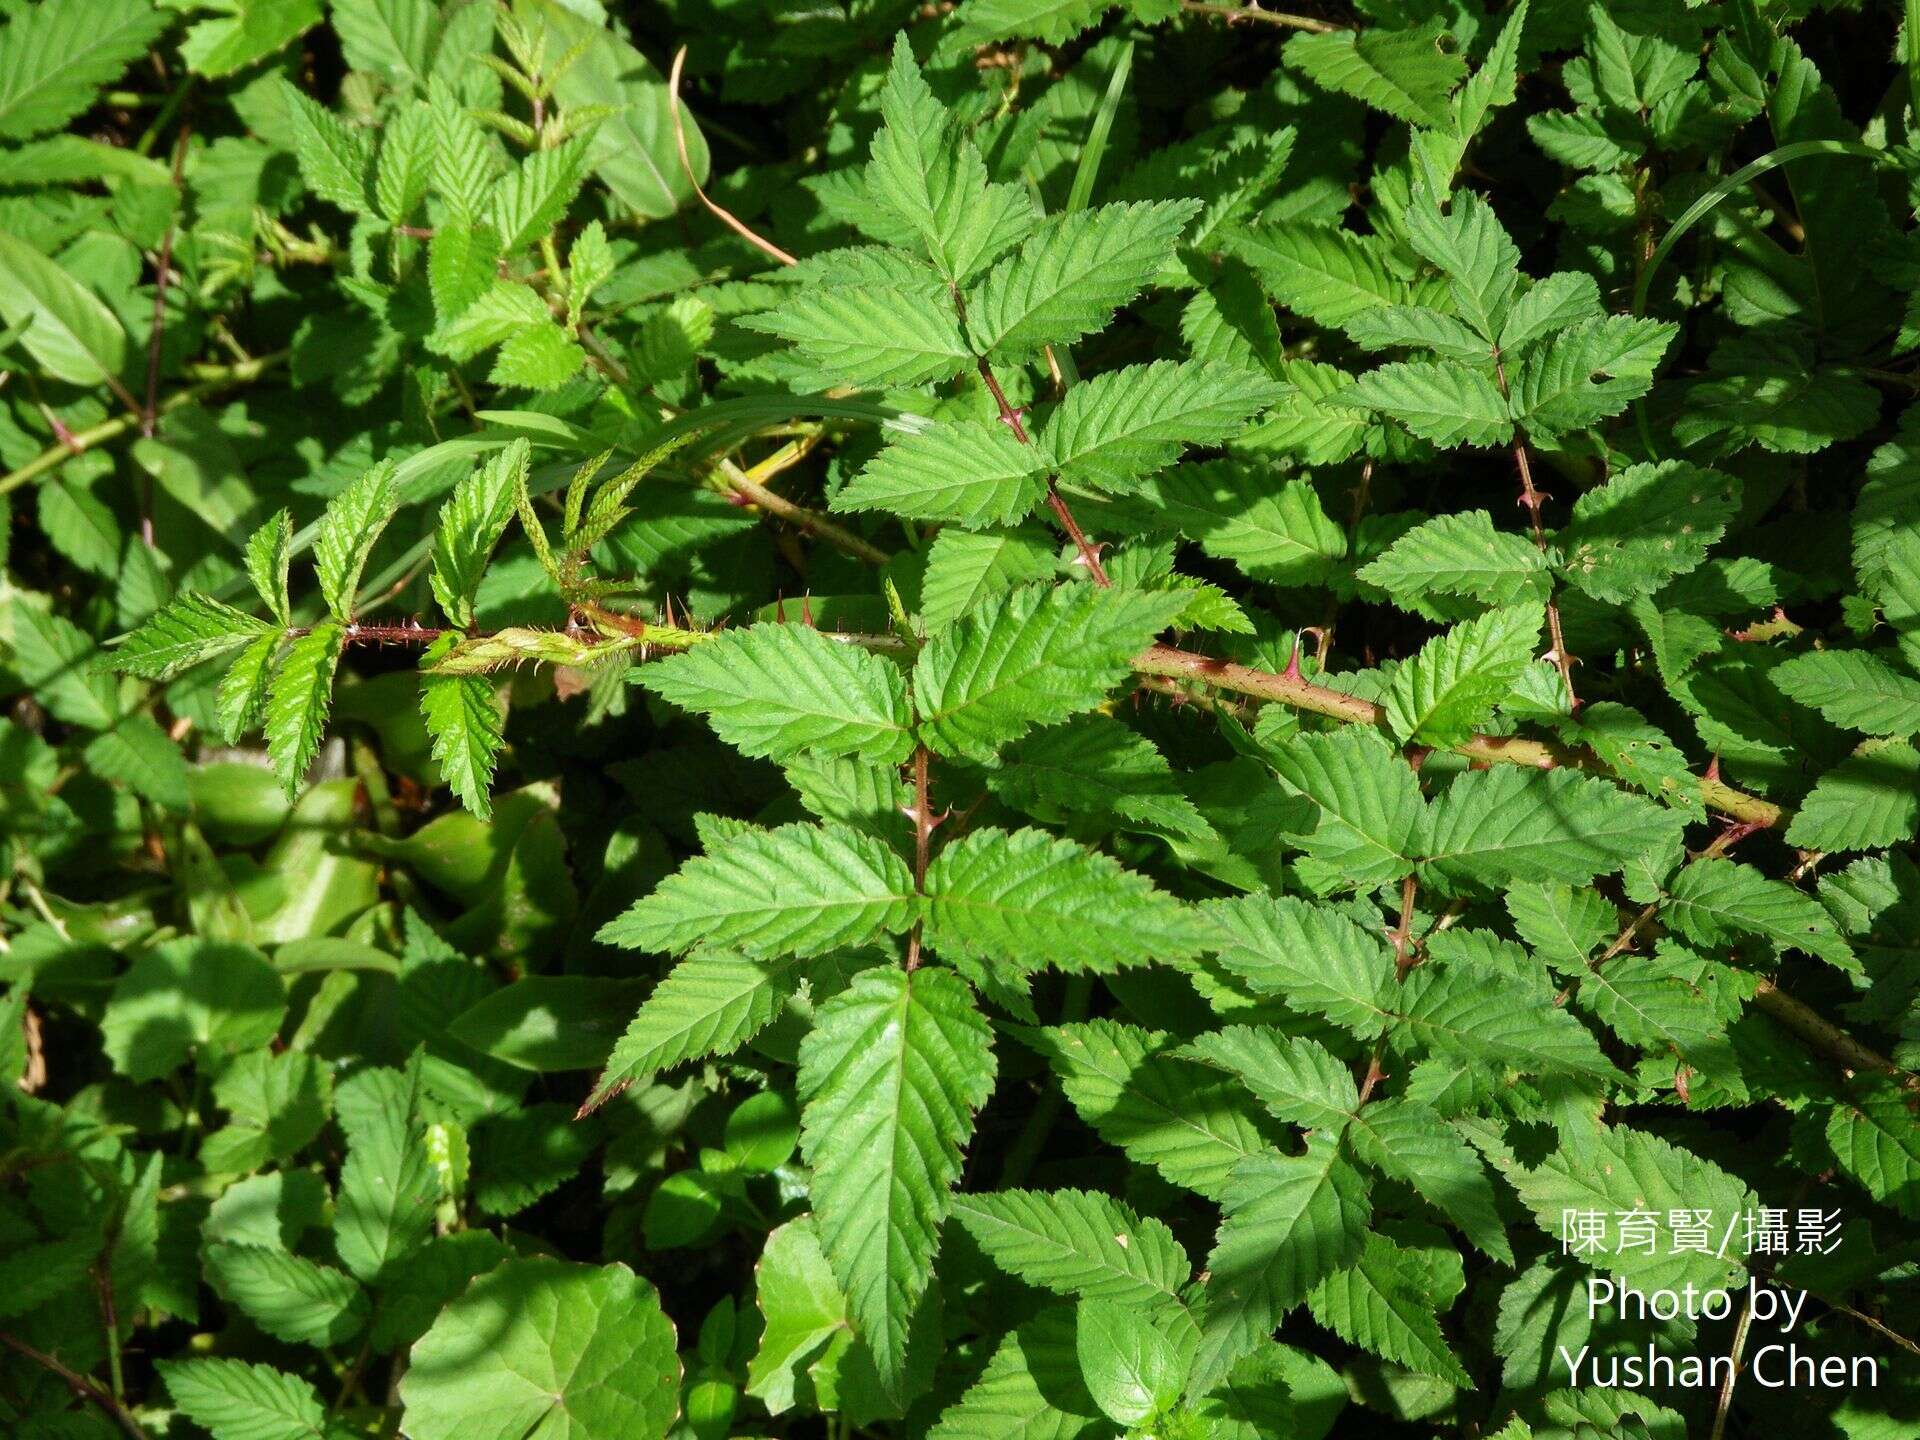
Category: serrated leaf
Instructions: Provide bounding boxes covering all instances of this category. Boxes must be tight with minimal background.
[277,80,373,215]
[490,320,584,390]
[159,1359,334,1440]
[1401,189,1520,341]
[0,228,129,387]
[420,663,503,820]
[583,951,797,1113]
[1191,1136,1370,1394]
[1786,740,1920,853]
[1356,509,1549,608]
[1773,650,1920,736]
[1346,1099,1511,1263]
[640,624,912,764]
[1306,1232,1471,1385]
[1340,360,1512,448]
[598,822,915,958]
[923,825,1214,973]
[1037,361,1285,493]
[218,631,280,743]
[927,1310,1109,1440]
[1026,1020,1271,1200]
[919,528,1059,631]
[85,715,190,810]
[987,713,1216,843]
[1660,857,1856,971]
[1418,766,1683,890]
[1202,894,1397,1037]
[1826,1074,1920,1219]
[489,134,593,253]
[1383,603,1542,748]
[265,624,344,798]
[1512,315,1676,441]
[1141,466,1347,586]
[951,1190,1189,1307]
[964,200,1199,358]
[1567,701,1701,817]
[313,460,400,620]
[334,1058,438,1284]
[205,1244,367,1346]
[0,0,168,141]
[110,593,271,680]
[1498,270,1602,353]
[1182,1028,1359,1131]
[245,509,294,627]
[429,441,526,628]
[373,102,434,224]
[912,584,1185,761]
[1340,304,1490,363]
[1390,964,1619,1081]
[1285,20,1466,128]
[1225,223,1408,326]
[835,420,1047,530]
[798,966,995,1399]
[742,283,973,390]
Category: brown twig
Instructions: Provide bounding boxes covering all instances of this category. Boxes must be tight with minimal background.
[1177,1,1344,30]
[0,1333,148,1440]
[667,48,799,267]
[973,358,1112,585]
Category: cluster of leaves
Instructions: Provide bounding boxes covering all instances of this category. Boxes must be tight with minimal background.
[4,1,1920,1439]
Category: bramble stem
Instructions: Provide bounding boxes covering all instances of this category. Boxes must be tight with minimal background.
[905,744,933,972]
[1177,1,1344,30]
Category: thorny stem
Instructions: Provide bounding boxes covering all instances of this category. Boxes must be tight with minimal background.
[0,1332,149,1440]
[0,354,288,497]
[905,745,933,972]
[1357,875,1421,1106]
[975,357,1113,585]
[1177,1,1345,30]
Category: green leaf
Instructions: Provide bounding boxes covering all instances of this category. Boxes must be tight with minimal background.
[266,623,345,798]
[798,966,996,1399]
[333,0,437,89]
[951,0,1110,44]
[0,0,169,141]
[584,951,797,1112]
[101,939,285,1082]
[1285,19,1466,128]
[1037,361,1285,492]
[988,714,1216,843]
[1383,603,1542,747]
[1202,894,1397,1038]
[835,421,1048,530]
[742,283,973,390]
[1401,189,1520,341]
[218,631,281,743]
[159,1359,336,1440]
[1340,304,1490,362]
[867,35,1034,284]
[430,442,526,628]
[1498,270,1602,353]
[1355,509,1550,608]
[1567,702,1700,817]
[950,1190,1189,1307]
[1,592,117,729]
[110,593,271,680]
[923,825,1214,973]
[206,1244,367,1347]
[1305,1233,1471,1386]
[472,1102,600,1216]
[1182,1028,1359,1131]
[399,1257,680,1440]
[1417,766,1683,889]
[1340,360,1512,448]
[928,1309,1110,1440]
[540,0,707,221]
[1499,1125,1753,1293]
[920,528,1060,631]
[1660,857,1857,971]
[420,663,504,820]
[1786,740,1920,853]
[1511,315,1676,441]
[334,1057,438,1284]
[0,228,129,386]
[1345,1099,1511,1264]
[1192,1136,1370,1394]
[313,460,400,620]
[964,200,1200,358]
[200,1048,331,1173]
[489,134,593,252]
[1773,650,1920,736]
[1226,223,1410,327]
[1141,467,1347,586]
[181,0,322,76]
[1075,1297,1186,1427]
[1390,965,1619,1082]
[246,509,294,627]
[277,80,373,215]
[597,821,915,958]
[1265,727,1422,895]
[1826,1074,1920,1219]
[1026,1020,1271,1200]
[640,624,913,764]
[912,584,1186,761]
[373,102,434,224]
[428,221,502,319]
[490,319,585,390]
